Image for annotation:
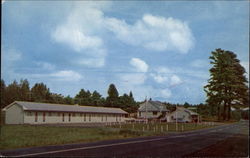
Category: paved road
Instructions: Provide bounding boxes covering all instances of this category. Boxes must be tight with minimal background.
[1,121,248,157]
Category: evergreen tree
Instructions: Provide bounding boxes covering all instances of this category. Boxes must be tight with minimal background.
[19,79,30,101]
[106,84,119,107]
[204,48,248,121]
[91,90,102,106]
[31,83,51,102]
[5,80,21,105]
[1,80,7,107]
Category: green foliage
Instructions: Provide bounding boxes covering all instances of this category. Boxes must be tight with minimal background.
[106,83,119,107]
[204,48,249,121]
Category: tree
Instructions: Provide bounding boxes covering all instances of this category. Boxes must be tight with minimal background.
[74,89,92,105]
[106,84,119,107]
[1,79,7,107]
[204,48,248,121]
[91,90,102,106]
[64,95,74,105]
[19,79,30,101]
[5,80,21,105]
[31,83,51,102]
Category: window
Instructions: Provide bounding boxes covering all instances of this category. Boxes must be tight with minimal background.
[49,112,52,116]
[72,113,75,117]
[153,112,157,115]
[80,113,82,117]
[27,111,32,116]
[35,112,38,122]
[58,112,60,116]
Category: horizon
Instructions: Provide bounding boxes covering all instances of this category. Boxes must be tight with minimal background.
[2,1,249,104]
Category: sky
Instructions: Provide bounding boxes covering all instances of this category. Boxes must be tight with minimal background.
[2,1,249,104]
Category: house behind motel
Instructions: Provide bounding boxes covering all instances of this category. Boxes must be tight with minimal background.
[2,101,128,124]
[167,107,199,123]
[137,100,169,119]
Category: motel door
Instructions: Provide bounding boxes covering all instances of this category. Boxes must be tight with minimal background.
[69,113,71,122]
[35,112,38,122]
[43,112,46,122]
[62,113,64,122]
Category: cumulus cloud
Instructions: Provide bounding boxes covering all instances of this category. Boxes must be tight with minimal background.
[50,70,82,81]
[51,2,195,68]
[105,14,194,53]
[170,75,182,86]
[51,2,107,68]
[130,58,148,72]
[150,67,171,83]
[160,89,172,98]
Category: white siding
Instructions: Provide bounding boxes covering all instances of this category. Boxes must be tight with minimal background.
[5,104,24,124]
[23,111,126,124]
[137,111,161,119]
[167,110,192,123]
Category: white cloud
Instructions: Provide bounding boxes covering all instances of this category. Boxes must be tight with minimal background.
[51,2,107,68]
[50,70,82,81]
[130,58,148,72]
[160,89,172,98]
[105,14,194,53]
[150,66,171,83]
[170,75,182,86]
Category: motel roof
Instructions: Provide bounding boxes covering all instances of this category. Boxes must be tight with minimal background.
[138,100,169,112]
[3,101,128,114]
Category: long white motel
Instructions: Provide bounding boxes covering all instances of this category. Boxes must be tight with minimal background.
[2,101,128,124]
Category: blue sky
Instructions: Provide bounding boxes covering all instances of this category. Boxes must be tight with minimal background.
[2,1,249,104]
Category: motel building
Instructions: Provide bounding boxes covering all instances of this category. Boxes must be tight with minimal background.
[2,101,128,124]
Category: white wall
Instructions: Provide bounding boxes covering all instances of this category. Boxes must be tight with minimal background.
[5,104,24,124]
[137,111,162,119]
[167,110,192,123]
[23,111,126,124]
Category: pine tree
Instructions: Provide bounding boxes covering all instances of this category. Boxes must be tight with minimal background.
[204,48,248,121]
[106,84,119,107]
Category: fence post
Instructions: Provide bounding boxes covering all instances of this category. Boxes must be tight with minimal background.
[143,126,145,132]
[182,124,184,131]
[161,126,163,132]
[147,125,149,131]
[166,124,168,131]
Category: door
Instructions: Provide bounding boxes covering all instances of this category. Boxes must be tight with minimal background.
[35,112,38,122]
[43,112,46,122]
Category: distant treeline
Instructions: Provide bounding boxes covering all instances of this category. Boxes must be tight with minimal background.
[0,79,140,113]
[0,79,208,114]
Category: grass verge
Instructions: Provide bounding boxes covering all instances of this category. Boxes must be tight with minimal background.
[0,122,217,150]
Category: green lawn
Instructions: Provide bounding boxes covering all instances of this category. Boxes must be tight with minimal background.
[0,122,216,150]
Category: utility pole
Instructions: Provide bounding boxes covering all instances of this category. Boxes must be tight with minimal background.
[176,104,178,131]
[145,96,148,124]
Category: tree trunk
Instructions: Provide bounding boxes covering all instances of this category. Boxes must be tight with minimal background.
[223,102,227,120]
[227,102,231,120]
[217,106,221,121]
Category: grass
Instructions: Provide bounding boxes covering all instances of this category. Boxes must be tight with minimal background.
[0,122,217,150]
